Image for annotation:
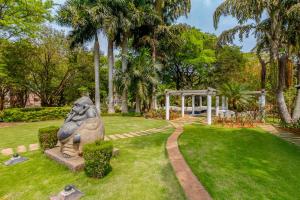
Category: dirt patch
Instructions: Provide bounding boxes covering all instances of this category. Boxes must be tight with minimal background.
[214,122,264,129]
[0,122,22,128]
[279,127,300,136]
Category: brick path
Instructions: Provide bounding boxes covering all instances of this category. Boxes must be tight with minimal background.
[1,124,172,156]
[1,143,39,156]
[167,117,212,200]
[259,124,300,146]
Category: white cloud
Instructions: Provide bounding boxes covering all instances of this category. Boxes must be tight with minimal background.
[203,0,212,6]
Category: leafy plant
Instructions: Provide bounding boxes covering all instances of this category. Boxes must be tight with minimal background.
[219,82,253,112]
[2,107,70,122]
[38,126,59,151]
[83,140,113,178]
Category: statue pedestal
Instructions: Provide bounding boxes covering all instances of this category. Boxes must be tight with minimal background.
[45,147,84,172]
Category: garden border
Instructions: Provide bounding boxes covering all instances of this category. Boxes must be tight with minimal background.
[167,118,212,200]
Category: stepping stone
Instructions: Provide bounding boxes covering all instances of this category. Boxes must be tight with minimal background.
[29,143,39,151]
[107,135,119,140]
[1,148,13,156]
[17,145,27,153]
[104,136,110,141]
[137,132,148,136]
[128,132,141,136]
[291,137,300,140]
[123,133,135,138]
[114,134,127,139]
[140,130,150,134]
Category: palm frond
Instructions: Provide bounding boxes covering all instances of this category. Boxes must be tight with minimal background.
[217,24,255,45]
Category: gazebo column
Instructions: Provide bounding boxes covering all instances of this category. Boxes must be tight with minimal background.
[222,96,225,110]
[260,89,266,120]
[181,94,185,117]
[225,97,229,110]
[207,94,212,125]
[165,93,170,120]
[199,96,202,109]
[215,96,219,116]
[192,95,195,115]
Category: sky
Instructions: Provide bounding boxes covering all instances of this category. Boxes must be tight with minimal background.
[52,0,256,55]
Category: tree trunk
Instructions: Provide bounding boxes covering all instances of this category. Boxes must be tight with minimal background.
[276,54,292,123]
[0,93,5,110]
[107,38,115,113]
[94,32,101,114]
[292,53,300,120]
[150,87,157,110]
[135,95,141,113]
[258,54,267,90]
[121,34,128,113]
[150,43,157,110]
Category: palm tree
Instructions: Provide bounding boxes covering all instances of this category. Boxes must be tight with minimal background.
[219,83,252,112]
[129,48,158,113]
[106,0,141,113]
[114,48,158,113]
[213,0,300,123]
[57,0,107,114]
[101,1,122,114]
[131,0,191,110]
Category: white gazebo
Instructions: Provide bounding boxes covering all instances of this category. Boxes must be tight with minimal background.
[165,88,266,125]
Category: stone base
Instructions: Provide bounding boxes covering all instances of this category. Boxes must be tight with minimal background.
[45,147,84,172]
[45,147,119,172]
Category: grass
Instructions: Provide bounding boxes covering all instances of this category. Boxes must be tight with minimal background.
[0,129,186,200]
[0,116,167,149]
[179,124,300,200]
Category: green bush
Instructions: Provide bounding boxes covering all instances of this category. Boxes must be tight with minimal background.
[280,119,300,129]
[144,109,180,120]
[1,107,70,122]
[83,140,113,178]
[101,112,142,117]
[38,126,59,151]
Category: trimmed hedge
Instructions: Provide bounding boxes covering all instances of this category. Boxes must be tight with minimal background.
[83,140,113,178]
[38,126,59,151]
[144,109,181,120]
[0,107,70,122]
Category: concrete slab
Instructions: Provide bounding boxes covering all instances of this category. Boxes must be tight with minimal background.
[45,147,84,172]
[17,145,27,153]
[1,148,13,156]
[29,143,39,151]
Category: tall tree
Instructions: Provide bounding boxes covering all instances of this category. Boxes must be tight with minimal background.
[100,0,127,113]
[213,0,300,123]
[2,29,74,106]
[57,0,107,114]
[0,0,52,39]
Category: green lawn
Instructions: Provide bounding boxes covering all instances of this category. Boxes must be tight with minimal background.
[179,124,300,200]
[0,129,186,200]
[0,116,167,149]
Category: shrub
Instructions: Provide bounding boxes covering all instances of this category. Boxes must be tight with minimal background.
[83,140,113,178]
[280,119,300,129]
[144,109,180,120]
[101,112,142,117]
[1,107,70,122]
[38,126,59,151]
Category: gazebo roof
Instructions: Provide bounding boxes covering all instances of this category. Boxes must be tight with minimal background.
[165,88,217,96]
[165,88,265,96]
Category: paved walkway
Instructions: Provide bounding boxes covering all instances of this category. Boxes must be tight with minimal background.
[1,124,172,156]
[259,124,300,146]
[167,117,212,200]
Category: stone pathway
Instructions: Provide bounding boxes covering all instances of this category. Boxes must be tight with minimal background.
[1,143,40,156]
[103,124,172,141]
[1,125,172,156]
[167,117,212,200]
[259,124,300,146]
